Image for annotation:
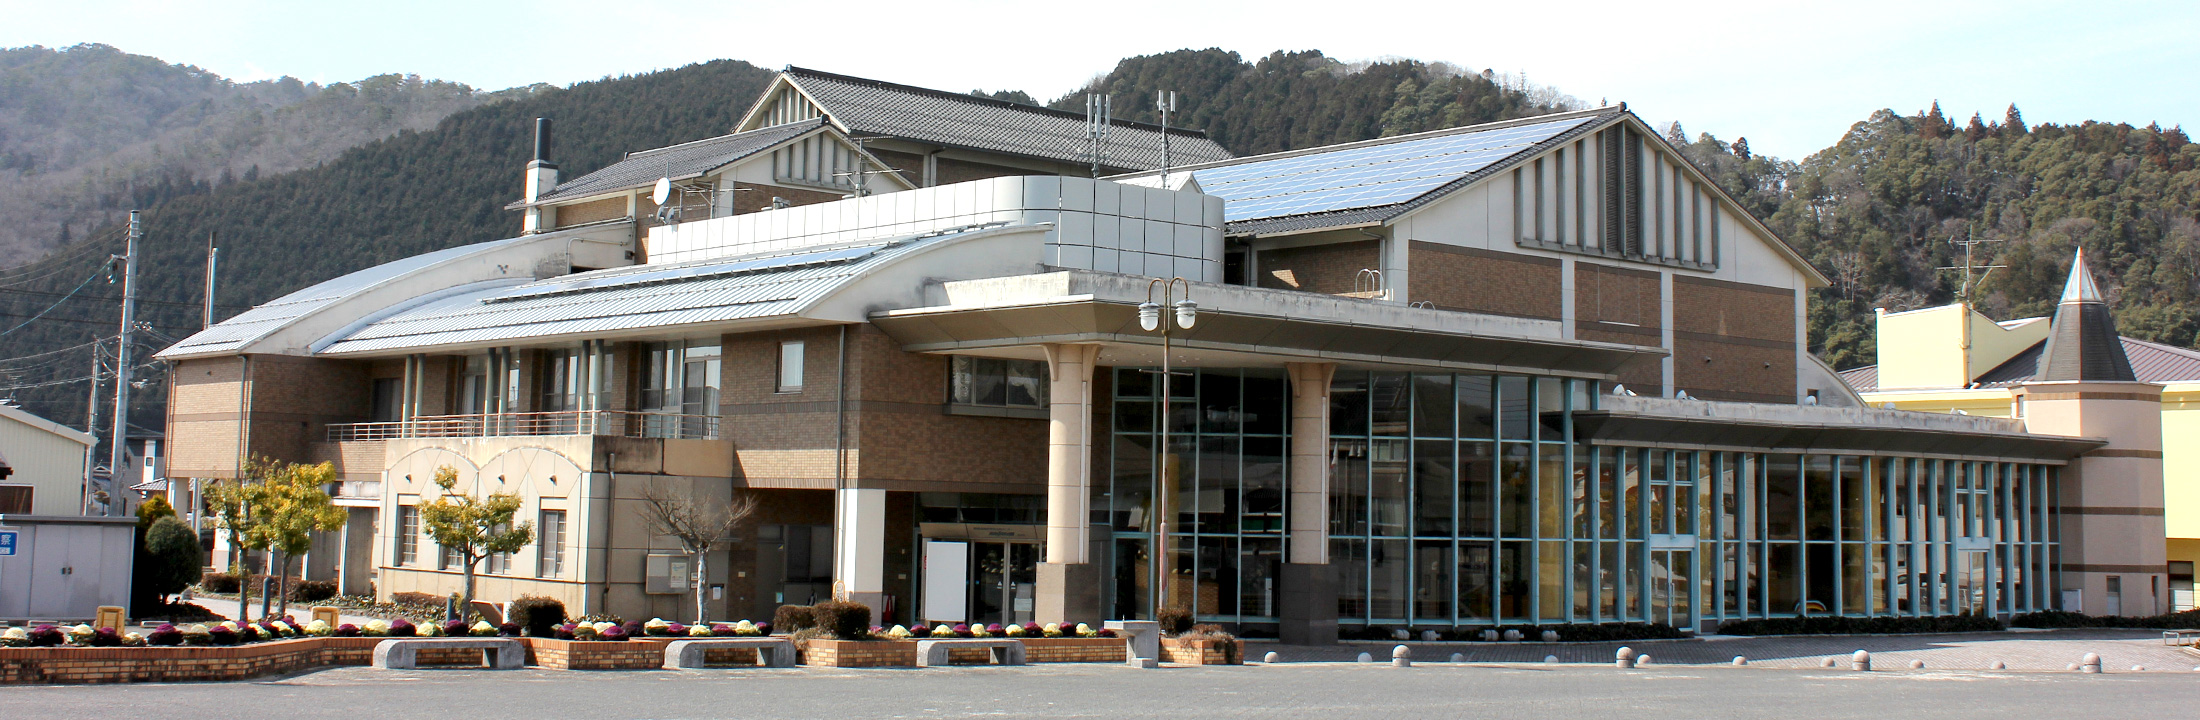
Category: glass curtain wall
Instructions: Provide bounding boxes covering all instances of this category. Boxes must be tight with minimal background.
[1101,365,2062,630]
[1104,368,1289,626]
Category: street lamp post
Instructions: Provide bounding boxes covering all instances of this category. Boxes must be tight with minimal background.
[1139,278,1197,616]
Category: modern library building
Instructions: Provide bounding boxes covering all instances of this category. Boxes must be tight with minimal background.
[157,67,2159,642]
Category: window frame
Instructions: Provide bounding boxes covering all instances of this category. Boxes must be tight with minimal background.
[539,510,566,578]
[777,340,806,393]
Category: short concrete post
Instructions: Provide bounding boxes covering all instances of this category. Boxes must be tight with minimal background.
[1908,659,1924,669]
[1502,629,1522,642]
[1540,630,1559,642]
[1636,654,1651,666]
[1263,651,1280,663]
[1990,661,2007,670]
[1420,630,1440,642]
[1392,645,1412,667]
[1732,656,1747,666]
[2081,652,2102,674]
[1450,653,1466,663]
[1851,650,1871,672]
[1480,629,1499,642]
[2131,665,2145,672]
[1357,652,1374,663]
[1543,655,1557,664]
[1615,647,1636,669]
[1820,657,1836,668]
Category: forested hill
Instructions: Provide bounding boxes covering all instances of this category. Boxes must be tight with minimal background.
[0,43,538,263]
[1667,106,2200,369]
[0,46,2194,436]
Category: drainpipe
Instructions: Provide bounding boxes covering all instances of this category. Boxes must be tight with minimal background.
[601,451,615,616]
[830,325,849,599]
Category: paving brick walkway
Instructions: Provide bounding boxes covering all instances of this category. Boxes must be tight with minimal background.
[1255,629,2200,671]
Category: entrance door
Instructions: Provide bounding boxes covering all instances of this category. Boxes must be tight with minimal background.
[968,542,1039,626]
[1649,549,1694,630]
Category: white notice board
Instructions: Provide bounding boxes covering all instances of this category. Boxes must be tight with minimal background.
[922,540,968,624]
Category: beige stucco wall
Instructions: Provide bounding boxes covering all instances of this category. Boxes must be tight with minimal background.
[0,408,93,515]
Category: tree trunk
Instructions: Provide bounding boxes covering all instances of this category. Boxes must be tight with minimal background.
[233,535,249,623]
[693,549,707,625]
[276,551,292,618]
[462,553,477,606]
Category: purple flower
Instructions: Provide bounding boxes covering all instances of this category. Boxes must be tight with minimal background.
[148,624,183,646]
[1097,629,1118,638]
[985,623,1004,635]
[710,623,735,637]
[208,626,237,646]
[92,628,122,647]
[601,626,628,641]
[952,623,972,638]
[443,620,469,637]
[389,619,417,637]
[755,622,771,635]
[909,624,929,636]
[335,624,360,638]
[664,623,686,636]
[498,622,521,637]
[555,623,577,640]
[1022,622,1042,635]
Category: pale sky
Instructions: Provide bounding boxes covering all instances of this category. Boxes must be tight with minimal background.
[4,0,2193,161]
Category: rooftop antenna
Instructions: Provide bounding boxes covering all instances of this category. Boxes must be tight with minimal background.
[1156,90,1178,185]
[1086,92,1113,178]
[1936,226,2005,305]
[832,135,907,197]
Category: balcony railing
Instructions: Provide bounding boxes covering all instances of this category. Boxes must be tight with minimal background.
[327,410,720,442]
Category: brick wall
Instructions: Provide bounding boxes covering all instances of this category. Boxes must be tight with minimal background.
[1573,263,1666,396]
[554,196,627,227]
[798,639,916,667]
[1672,275,1797,403]
[1406,242,1562,319]
[0,637,382,685]
[1257,239,1381,296]
[167,357,248,478]
[166,355,371,479]
[526,638,665,670]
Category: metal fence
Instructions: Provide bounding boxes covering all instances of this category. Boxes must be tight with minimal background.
[327,410,720,442]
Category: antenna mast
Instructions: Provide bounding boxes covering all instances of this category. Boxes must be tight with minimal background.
[1157,90,1178,185]
[1086,92,1113,178]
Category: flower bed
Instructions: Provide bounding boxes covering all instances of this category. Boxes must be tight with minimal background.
[798,639,917,667]
[524,638,666,670]
[1161,637,1241,665]
[0,637,386,684]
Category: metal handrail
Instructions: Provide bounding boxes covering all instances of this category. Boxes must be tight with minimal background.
[327,410,720,442]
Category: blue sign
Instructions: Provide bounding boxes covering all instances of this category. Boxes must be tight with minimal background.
[0,530,16,557]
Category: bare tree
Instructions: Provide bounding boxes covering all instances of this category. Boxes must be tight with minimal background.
[635,485,759,624]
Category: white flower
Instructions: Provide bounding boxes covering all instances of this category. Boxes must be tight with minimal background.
[2,628,26,640]
[689,624,714,636]
[363,619,391,636]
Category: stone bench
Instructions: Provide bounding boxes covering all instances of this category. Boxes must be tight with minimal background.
[2163,629,2200,646]
[662,638,798,669]
[1105,620,1160,669]
[372,638,527,670]
[915,638,1026,667]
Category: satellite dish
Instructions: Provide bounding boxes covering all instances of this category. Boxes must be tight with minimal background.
[651,177,672,206]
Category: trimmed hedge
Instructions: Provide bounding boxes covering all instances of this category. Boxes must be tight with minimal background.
[1716,614,2004,636]
[1340,622,1685,642]
[810,600,871,640]
[2010,610,2200,629]
[1156,607,1195,635]
[507,595,568,637]
[773,604,817,632]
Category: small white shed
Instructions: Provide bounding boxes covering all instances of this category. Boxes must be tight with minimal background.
[0,515,138,622]
[0,404,96,515]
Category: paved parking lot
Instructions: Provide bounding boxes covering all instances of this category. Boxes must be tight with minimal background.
[3,629,2193,719]
[5,658,2198,720]
[1265,628,2200,671]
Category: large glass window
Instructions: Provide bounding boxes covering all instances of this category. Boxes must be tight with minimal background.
[951,356,1047,409]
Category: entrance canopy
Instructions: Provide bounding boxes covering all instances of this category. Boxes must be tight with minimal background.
[870,270,1660,378]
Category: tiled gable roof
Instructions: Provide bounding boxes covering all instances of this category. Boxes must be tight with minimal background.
[781,67,1231,171]
[515,120,827,207]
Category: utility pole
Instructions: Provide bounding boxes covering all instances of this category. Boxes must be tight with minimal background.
[106,210,142,517]
[1156,90,1177,185]
[203,232,219,329]
[83,337,102,514]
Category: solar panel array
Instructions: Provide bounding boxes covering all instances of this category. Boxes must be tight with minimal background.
[486,244,883,303]
[1193,117,1596,223]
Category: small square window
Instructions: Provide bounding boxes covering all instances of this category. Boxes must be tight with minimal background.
[778,341,805,393]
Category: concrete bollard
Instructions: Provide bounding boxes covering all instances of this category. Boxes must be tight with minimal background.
[1544,655,1558,664]
[1990,661,2006,670]
[2067,663,2079,671]
[2081,652,2102,674]
[1820,658,1837,668]
[1732,656,1748,666]
[1615,647,1637,669]
[1263,651,1280,664]
[2132,665,2145,672]
[1636,655,1651,666]
[1451,653,1466,663]
[1851,650,1871,672]
[1421,630,1440,642]
[1358,652,1374,663]
[1908,659,1924,669]
[1392,628,1411,641]
[1541,630,1560,642]
[1393,645,1412,668]
[1502,629,1523,642]
[1481,629,1500,642]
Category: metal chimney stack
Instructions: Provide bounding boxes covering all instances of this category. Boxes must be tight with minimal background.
[522,117,560,233]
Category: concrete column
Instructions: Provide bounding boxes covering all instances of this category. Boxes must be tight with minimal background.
[1037,343,1103,624]
[835,487,889,611]
[1282,362,1338,645]
[2016,381,2167,616]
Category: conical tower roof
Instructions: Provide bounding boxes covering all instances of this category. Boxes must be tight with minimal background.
[2036,249,2136,382]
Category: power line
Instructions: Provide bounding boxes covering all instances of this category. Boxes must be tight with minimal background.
[0,268,110,339]
[0,337,110,365]
[0,228,129,284]
[0,286,252,311]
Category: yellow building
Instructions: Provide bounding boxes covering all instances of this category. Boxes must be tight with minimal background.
[1842,253,2200,611]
